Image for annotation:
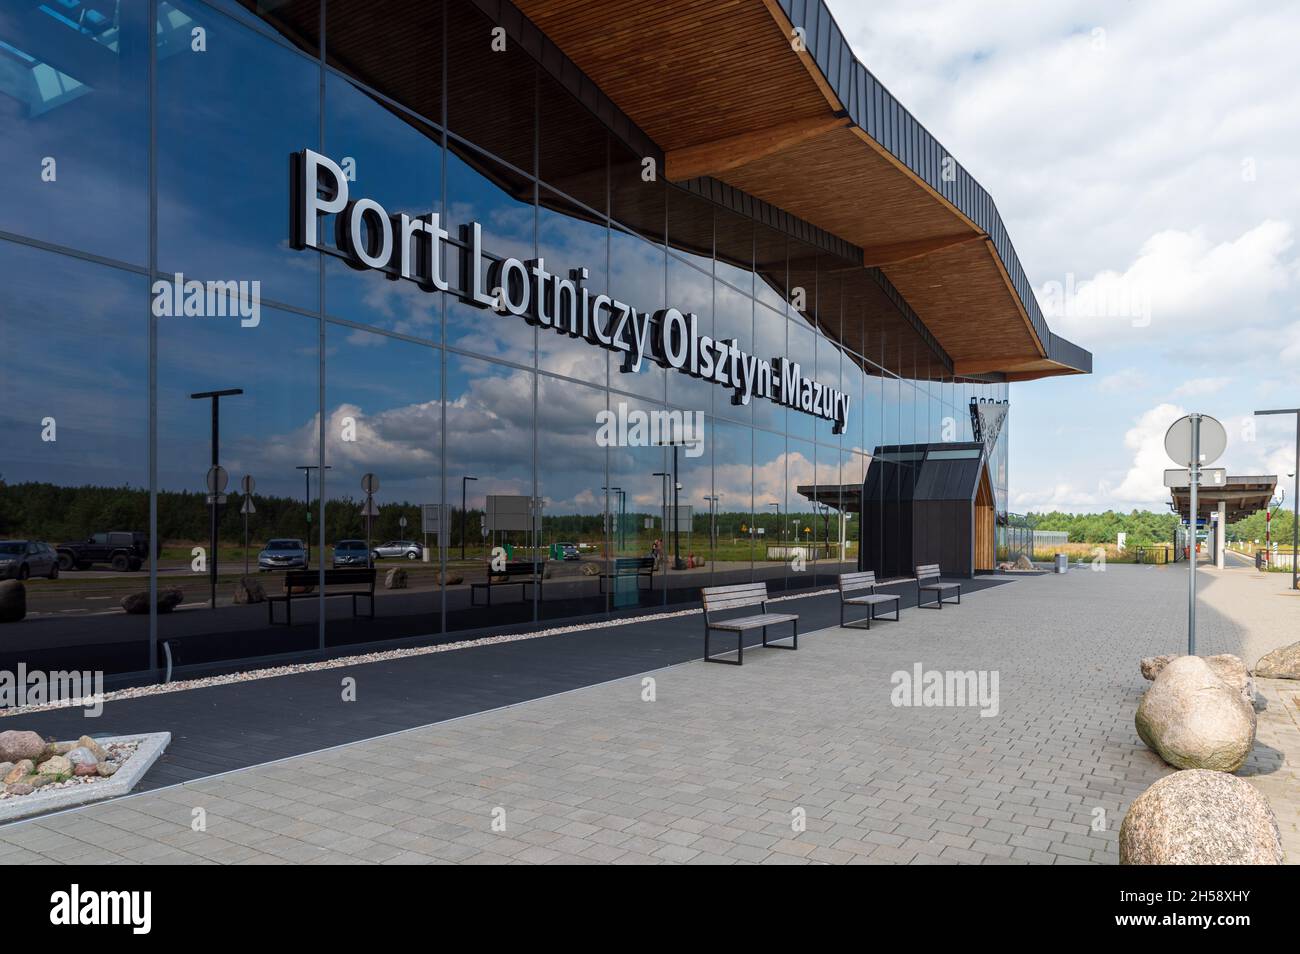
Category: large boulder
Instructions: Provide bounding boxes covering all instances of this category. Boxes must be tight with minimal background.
[0,729,45,763]
[0,579,26,622]
[1140,653,1255,706]
[1120,770,1283,864]
[1135,655,1256,772]
[384,567,408,590]
[1013,554,1034,570]
[1206,655,1256,707]
[120,588,184,615]
[1140,654,1178,681]
[233,576,266,605]
[1254,640,1300,680]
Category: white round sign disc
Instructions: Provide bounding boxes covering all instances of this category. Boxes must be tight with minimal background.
[1164,414,1227,467]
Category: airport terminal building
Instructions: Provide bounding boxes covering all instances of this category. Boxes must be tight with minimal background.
[0,0,1090,684]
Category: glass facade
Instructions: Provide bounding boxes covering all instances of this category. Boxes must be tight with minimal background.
[0,0,1008,683]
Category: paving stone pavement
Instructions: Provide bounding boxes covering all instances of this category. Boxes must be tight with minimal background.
[1,561,1297,865]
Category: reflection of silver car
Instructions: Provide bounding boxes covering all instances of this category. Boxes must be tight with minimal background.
[372,540,422,561]
[0,541,59,580]
[258,539,307,571]
[332,540,369,568]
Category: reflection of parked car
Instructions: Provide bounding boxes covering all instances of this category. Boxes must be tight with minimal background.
[557,542,580,561]
[372,540,422,561]
[258,539,308,571]
[57,532,151,572]
[0,541,59,580]
[332,539,369,568]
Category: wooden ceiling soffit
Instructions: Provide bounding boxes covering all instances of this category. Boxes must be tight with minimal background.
[664,114,851,182]
[861,232,986,267]
[952,356,1048,376]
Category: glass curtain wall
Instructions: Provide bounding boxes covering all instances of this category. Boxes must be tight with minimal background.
[0,0,1010,683]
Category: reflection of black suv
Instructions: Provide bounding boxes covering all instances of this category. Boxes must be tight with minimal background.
[57,532,153,572]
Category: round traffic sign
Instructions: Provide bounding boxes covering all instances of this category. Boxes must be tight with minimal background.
[399,516,408,529]
[240,474,256,495]
[1164,414,1227,467]
[206,465,229,495]
[361,472,380,494]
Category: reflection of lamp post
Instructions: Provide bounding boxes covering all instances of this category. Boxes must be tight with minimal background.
[654,439,690,569]
[703,494,718,550]
[191,388,242,608]
[460,475,478,561]
[296,464,330,567]
[1256,408,1300,590]
[652,472,671,566]
[602,486,626,550]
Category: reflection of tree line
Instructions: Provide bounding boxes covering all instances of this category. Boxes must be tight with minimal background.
[0,480,418,547]
[0,479,844,553]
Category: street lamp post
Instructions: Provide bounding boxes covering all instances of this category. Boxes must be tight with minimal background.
[191,388,242,609]
[460,475,478,561]
[296,464,330,567]
[1256,408,1300,591]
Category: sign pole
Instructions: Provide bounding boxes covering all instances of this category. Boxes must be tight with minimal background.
[1188,414,1200,656]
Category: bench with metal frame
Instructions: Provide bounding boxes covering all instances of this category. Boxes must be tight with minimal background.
[915,563,961,609]
[598,556,656,593]
[838,570,900,628]
[700,581,798,665]
[268,567,376,625]
[471,559,543,606]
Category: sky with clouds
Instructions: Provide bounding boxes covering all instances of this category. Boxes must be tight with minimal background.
[830,0,1300,514]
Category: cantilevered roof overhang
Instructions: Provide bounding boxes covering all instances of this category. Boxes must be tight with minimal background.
[1169,476,1277,523]
[513,0,1091,381]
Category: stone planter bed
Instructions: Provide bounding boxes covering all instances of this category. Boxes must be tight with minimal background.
[0,732,170,824]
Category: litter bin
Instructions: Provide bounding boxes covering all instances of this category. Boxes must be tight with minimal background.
[1054,553,1068,574]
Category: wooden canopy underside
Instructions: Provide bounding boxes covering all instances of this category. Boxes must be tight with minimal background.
[514,0,1084,381]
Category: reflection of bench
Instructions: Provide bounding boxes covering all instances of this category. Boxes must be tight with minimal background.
[838,571,900,629]
[472,560,542,606]
[268,568,375,625]
[701,582,798,666]
[916,564,961,609]
[599,557,655,593]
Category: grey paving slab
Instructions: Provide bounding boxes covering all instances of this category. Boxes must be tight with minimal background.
[4,562,1299,864]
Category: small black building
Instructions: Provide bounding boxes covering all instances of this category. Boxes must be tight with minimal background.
[861,443,995,579]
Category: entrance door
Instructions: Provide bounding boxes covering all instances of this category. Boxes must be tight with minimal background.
[974,467,995,571]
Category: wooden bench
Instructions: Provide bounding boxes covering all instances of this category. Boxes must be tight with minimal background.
[838,570,901,629]
[268,568,376,625]
[700,582,799,666]
[599,556,656,593]
[471,559,543,606]
[915,564,961,609]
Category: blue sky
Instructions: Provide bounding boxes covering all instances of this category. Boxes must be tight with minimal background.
[830,0,1300,513]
